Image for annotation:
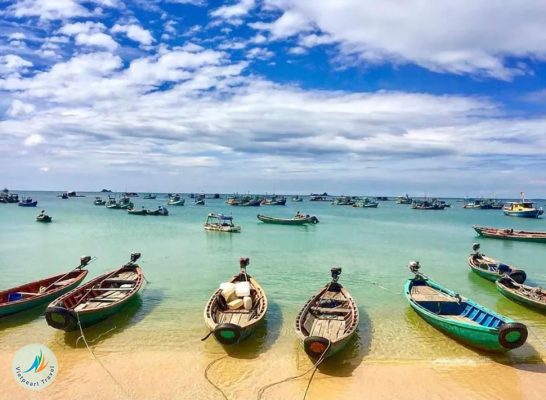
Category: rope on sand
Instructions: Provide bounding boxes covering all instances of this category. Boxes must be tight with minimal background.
[204,355,229,400]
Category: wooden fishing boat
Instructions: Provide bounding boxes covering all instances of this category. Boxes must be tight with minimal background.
[257,214,319,225]
[204,213,241,232]
[203,258,267,345]
[0,257,90,318]
[93,197,106,205]
[18,197,37,207]
[503,201,543,218]
[261,195,287,205]
[292,195,303,202]
[36,210,52,223]
[45,253,144,331]
[146,206,168,216]
[295,268,358,359]
[167,194,185,206]
[411,199,445,210]
[332,196,355,206]
[473,225,546,243]
[353,198,379,208]
[397,195,412,204]
[127,207,148,216]
[405,262,527,352]
[143,194,156,199]
[467,244,526,283]
[496,277,546,313]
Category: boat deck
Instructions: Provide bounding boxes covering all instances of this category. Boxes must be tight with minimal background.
[410,285,458,302]
[216,310,252,325]
[74,271,137,312]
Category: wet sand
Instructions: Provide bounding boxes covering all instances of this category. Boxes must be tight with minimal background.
[2,347,545,400]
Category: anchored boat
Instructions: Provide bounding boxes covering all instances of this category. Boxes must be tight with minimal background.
[405,262,527,352]
[146,206,168,216]
[167,194,185,206]
[204,213,241,232]
[36,210,53,223]
[45,253,145,331]
[295,267,359,359]
[93,197,106,206]
[18,197,37,207]
[473,226,546,243]
[353,197,379,208]
[502,193,543,218]
[203,258,267,345]
[467,244,526,283]
[257,213,319,225]
[0,257,90,318]
[496,277,546,313]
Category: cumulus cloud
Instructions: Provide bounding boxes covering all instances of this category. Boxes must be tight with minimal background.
[24,133,46,146]
[111,24,155,46]
[58,21,118,51]
[7,99,35,117]
[0,55,33,75]
[8,0,91,21]
[8,32,27,41]
[211,0,256,24]
[254,0,546,80]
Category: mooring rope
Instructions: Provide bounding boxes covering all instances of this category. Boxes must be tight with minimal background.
[75,312,132,399]
[204,355,229,400]
[257,341,331,400]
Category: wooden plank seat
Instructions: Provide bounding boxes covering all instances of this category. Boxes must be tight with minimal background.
[103,279,136,284]
[86,287,134,291]
[51,278,77,287]
[311,306,351,314]
[89,298,117,302]
[411,285,458,302]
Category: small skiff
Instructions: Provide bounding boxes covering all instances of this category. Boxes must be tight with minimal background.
[467,244,526,283]
[496,277,546,313]
[257,214,319,225]
[473,225,546,243]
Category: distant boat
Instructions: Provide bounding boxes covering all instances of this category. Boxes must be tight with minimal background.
[332,196,355,206]
[123,192,139,197]
[0,191,19,203]
[146,206,168,216]
[167,194,185,206]
[411,199,445,210]
[496,278,546,313]
[376,196,389,201]
[45,253,145,331]
[204,213,241,232]
[143,193,156,199]
[93,197,106,206]
[36,210,53,223]
[292,195,303,202]
[66,191,85,197]
[463,198,503,209]
[467,244,526,283]
[473,225,546,243]
[261,195,287,206]
[405,262,527,352]
[397,195,412,204]
[257,213,319,225]
[353,197,379,208]
[295,267,358,359]
[58,192,69,199]
[18,197,37,207]
[127,207,148,216]
[502,200,543,218]
[309,193,330,201]
[0,257,90,318]
[203,258,267,345]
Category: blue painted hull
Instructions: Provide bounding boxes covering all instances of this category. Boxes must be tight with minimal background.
[503,210,542,218]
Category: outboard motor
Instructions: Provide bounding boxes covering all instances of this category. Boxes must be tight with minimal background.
[331,267,342,282]
[408,261,420,274]
[239,257,250,269]
[80,255,92,266]
[130,252,141,263]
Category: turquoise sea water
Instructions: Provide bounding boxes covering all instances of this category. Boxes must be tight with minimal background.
[1,192,545,364]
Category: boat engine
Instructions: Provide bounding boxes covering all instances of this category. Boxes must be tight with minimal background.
[408,261,421,274]
[331,267,342,282]
[80,255,92,266]
[130,252,141,263]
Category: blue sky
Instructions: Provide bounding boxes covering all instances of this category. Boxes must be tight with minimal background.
[1,0,546,196]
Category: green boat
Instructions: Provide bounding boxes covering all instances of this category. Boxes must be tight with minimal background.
[45,253,145,331]
[0,257,90,318]
[127,207,148,216]
[295,267,358,359]
[496,277,546,313]
[257,213,319,225]
[405,262,527,352]
[473,225,546,243]
[467,244,526,283]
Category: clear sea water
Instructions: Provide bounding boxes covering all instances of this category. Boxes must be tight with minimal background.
[1,192,545,365]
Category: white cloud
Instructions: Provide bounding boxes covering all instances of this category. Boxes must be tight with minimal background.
[7,100,35,117]
[247,47,274,60]
[255,0,546,80]
[39,166,50,172]
[24,133,46,146]
[211,0,256,22]
[8,0,91,21]
[75,32,119,51]
[0,55,33,75]
[58,21,105,36]
[111,24,154,46]
[8,32,27,41]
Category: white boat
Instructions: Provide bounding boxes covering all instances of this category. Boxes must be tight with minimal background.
[204,213,241,233]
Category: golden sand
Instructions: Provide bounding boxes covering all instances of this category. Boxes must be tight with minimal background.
[1,344,545,400]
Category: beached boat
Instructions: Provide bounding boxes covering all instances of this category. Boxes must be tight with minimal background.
[45,253,144,331]
[203,258,267,345]
[353,198,379,208]
[143,194,156,199]
[473,226,546,243]
[36,210,52,223]
[503,201,543,218]
[204,213,240,232]
[18,197,37,207]
[496,277,546,313]
[257,213,319,225]
[0,257,90,318]
[467,244,526,283]
[405,262,527,352]
[295,267,359,359]
[93,197,106,205]
[146,206,168,216]
[167,194,185,206]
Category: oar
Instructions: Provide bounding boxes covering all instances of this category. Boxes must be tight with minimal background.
[42,256,96,292]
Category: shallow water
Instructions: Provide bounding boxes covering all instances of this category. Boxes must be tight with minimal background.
[1,192,545,367]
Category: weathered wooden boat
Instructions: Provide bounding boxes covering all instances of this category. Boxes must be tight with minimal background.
[496,277,546,313]
[502,194,543,218]
[93,197,106,205]
[295,267,359,359]
[204,213,241,232]
[0,257,90,318]
[167,194,185,206]
[467,244,526,283]
[18,197,37,207]
[203,258,267,345]
[146,206,168,216]
[127,207,148,216]
[45,253,144,331]
[257,213,319,225]
[36,210,52,223]
[473,225,546,243]
[405,262,527,352]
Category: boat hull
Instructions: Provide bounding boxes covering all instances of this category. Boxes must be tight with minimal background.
[257,214,318,225]
[496,279,546,313]
[473,226,546,242]
[503,210,542,218]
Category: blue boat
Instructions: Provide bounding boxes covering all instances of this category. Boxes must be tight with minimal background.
[503,201,543,218]
[18,197,37,207]
[405,262,527,352]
